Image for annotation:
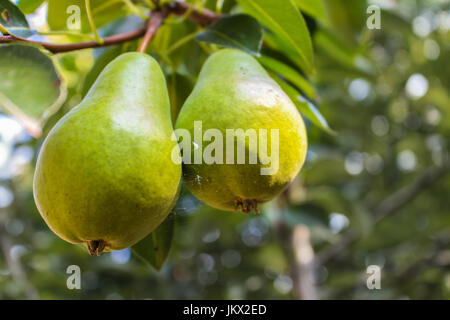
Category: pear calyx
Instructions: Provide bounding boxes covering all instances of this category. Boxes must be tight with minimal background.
[87,240,106,256]
[234,198,260,214]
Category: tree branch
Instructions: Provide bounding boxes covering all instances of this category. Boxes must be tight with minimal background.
[0,1,221,54]
[316,162,450,265]
[292,225,318,300]
[137,10,166,53]
[372,162,450,221]
[0,26,148,53]
[168,1,222,26]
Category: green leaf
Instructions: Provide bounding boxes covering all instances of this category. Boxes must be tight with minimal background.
[0,44,67,137]
[150,18,198,68]
[195,14,263,56]
[167,72,194,122]
[259,55,317,100]
[284,203,330,229]
[132,212,175,272]
[17,0,45,14]
[271,73,334,134]
[0,0,35,38]
[294,0,326,22]
[322,0,367,45]
[263,33,309,77]
[237,0,314,74]
[47,0,131,33]
[314,29,373,75]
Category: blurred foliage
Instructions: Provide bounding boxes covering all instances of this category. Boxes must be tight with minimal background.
[0,0,449,300]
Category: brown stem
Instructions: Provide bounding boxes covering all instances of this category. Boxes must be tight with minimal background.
[137,10,166,53]
[0,27,147,53]
[0,1,221,54]
[168,1,222,26]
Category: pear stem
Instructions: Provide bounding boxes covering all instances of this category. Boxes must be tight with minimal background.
[137,10,166,53]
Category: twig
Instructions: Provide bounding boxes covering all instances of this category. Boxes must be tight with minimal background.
[169,1,222,26]
[326,230,450,297]
[316,162,450,265]
[137,10,166,53]
[85,0,103,44]
[372,162,450,221]
[0,2,221,54]
[0,27,147,53]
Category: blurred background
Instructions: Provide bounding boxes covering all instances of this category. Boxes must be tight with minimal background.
[0,0,449,299]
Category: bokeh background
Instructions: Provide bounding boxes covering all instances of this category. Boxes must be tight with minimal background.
[0,0,449,299]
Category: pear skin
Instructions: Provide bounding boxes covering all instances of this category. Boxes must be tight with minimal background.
[175,49,307,213]
[33,53,181,255]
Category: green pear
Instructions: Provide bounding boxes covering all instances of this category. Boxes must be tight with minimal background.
[33,53,181,255]
[175,49,307,213]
